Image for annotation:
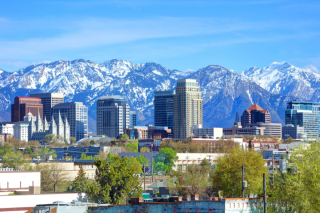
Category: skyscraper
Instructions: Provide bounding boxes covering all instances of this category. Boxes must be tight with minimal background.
[241,103,271,127]
[11,96,43,122]
[130,111,137,127]
[30,93,64,122]
[96,96,130,138]
[174,79,203,138]
[52,102,88,141]
[285,101,320,139]
[154,90,175,132]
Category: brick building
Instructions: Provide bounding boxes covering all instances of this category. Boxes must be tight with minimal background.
[241,103,271,127]
[11,97,43,122]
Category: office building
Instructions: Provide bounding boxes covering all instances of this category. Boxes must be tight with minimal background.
[30,93,64,122]
[174,79,203,138]
[52,102,88,141]
[285,101,320,139]
[0,123,14,135]
[138,139,161,152]
[154,90,175,133]
[282,124,305,140]
[11,97,43,122]
[192,124,223,139]
[125,126,148,139]
[241,103,271,127]
[130,111,137,127]
[223,120,265,137]
[248,122,282,139]
[96,96,130,138]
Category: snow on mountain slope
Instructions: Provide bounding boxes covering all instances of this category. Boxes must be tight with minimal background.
[0,59,299,131]
[242,61,320,101]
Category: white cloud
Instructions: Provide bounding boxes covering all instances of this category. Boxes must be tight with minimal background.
[303,64,320,74]
[185,68,195,72]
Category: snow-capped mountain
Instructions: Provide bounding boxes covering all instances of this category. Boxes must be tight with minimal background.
[242,61,320,101]
[0,59,310,133]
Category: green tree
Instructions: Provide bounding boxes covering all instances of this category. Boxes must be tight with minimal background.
[39,147,57,160]
[268,142,320,212]
[125,140,138,153]
[107,152,114,163]
[200,158,209,166]
[211,146,268,198]
[154,148,178,173]
[128,157,142,174]
[90,140,96,145]
[68,166,88,192]
[140,147,150,152]
[70,137,76,144]
[44,134,56,144]
[86,156,143,204]
[0,143,13,158]
[119,134,129,142]
[136,155,149,166]
[2,151,31,170]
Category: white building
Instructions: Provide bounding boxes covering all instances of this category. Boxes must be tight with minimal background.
[0,170,41,193]
[192,124,223,139]
[13,122,29,142]
[0,123,14,135]
[173,153,226,171]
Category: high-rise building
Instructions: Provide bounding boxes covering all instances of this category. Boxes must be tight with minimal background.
[130,111,137,127]
[11,97,43,122]
[241,103,271,127]
[96,96,130,138]
[52,102,88,141]
[285,101,320,139]
[30,93,64,122]
[154,90,175,133]
[174,79,203,138]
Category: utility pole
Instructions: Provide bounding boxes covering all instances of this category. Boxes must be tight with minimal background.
[143,163,146,193]
[242,165,244,198]
[272,156,275,184]
[263,173,267,213]
[151,144,154,182]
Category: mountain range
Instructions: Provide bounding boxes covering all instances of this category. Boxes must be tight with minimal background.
[0,59,318,133]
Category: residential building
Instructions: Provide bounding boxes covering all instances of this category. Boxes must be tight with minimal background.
[138,139,161,152]
[174,79,203,138]
[13,122,29,142]
[30,93,64,122]
[285,100,320,139]
[130,111,137,127]
[96,96,130,138]
[25,111,70,142]
[192,124,223,138]
[125,126,148,139]
[11,96,43,122]
[52,102,88,141]
[248,122,282,139]
[174,153,225,171]
[125,126,172,140]
[154,90,175,133]
[0,133,13,145]
[282,124,305,139]
[241,103,271,127]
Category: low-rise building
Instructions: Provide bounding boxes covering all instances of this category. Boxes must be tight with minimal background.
[248,122,282,139]
[138,139,161,152]
[223,122,265,137]
[192,124,223,139]
[0,122,14,135]
[174,153,225,171]
[0,133,13,145]
[125,126,172,140]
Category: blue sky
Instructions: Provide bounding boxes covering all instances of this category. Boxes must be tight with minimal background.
[0,0,319,73]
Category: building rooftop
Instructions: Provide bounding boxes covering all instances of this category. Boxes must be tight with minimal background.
[98,95,124,100]
[248,103,264,111]
[52,102,85,108]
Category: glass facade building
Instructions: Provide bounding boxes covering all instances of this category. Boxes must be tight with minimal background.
[285,101,320,139]
[154,90,175,134]
[96,96,130,138]
[130,111,137,127]
[52,102,88,141]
